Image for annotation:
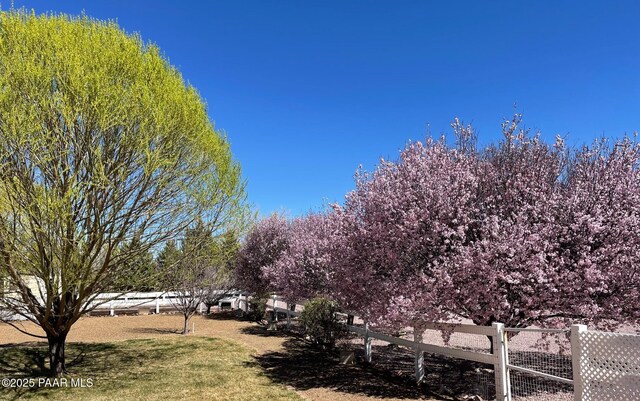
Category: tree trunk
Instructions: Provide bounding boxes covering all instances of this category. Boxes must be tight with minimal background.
[47,332,68,377]
[206,304,212,315]
[183,314,191,334]
[473,318,496,355]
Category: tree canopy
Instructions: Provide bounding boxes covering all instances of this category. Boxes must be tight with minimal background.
[0,10,247,376]
[239,115,640,334]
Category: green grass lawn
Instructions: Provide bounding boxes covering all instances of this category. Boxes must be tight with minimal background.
[0,336,302,401]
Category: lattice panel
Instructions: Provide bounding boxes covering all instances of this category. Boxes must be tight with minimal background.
[577,330,640,401]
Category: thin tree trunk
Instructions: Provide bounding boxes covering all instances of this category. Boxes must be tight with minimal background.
[183,314,191,334]
[474,318,496,355]
[47,331,68,377]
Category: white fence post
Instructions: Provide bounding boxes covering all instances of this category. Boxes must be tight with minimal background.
[155,298,160,314]
[286,303,291,329]
[493,322,511,401]
[571,324,587,401]
[414,325,425,384]
[109,301,114,316]
[364,322,372,363]
[199,302,204,314]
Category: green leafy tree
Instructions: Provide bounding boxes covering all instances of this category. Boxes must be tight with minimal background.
[203,229,240,314]
[0,11,246,376]
[110,234,157,292]
[156,240,182,274]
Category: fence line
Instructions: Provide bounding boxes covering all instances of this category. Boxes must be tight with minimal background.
[2,290,249,320]
[90,290,248,316]
[5,291,637,400]
[270,304,509,399]
[267,301,640,401]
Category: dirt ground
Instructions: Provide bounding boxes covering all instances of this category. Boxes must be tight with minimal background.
[0,314,439,401]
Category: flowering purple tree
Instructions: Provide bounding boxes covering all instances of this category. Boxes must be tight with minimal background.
[556,137,640,328]
[448,119,640,331]
[330,130,479,333]
[235,116,640,333]
[263,212,337,303]
[234,214,290,296]
[447,115,571,328]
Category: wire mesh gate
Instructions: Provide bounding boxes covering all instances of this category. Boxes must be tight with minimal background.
[503,327,574,400]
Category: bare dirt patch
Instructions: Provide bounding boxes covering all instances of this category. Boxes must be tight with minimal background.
[1,313,279,349]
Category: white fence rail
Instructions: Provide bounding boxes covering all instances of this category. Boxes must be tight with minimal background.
[269,303,509,399]
[88,290,249,316]
[2,290,249,320]
[89,291,182,316]
[267,301,640,401]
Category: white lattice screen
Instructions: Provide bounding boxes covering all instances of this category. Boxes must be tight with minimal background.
[575,330,640,401]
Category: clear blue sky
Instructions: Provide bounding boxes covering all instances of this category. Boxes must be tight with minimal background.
[11,1,640,216]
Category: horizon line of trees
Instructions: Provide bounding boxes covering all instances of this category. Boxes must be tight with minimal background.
[235,114,640,336]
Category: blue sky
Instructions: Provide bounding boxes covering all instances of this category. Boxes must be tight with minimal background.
[11,1,640,216]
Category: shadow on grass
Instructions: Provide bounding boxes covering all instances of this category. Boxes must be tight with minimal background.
[245,329,576,401]
[239,325,301,339]
[0,340,180,400]
[245,337,442,400]
[0,342,50,379]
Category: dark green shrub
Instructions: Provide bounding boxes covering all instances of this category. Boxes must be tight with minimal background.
[246,296,267,322]
[299,297,346,349]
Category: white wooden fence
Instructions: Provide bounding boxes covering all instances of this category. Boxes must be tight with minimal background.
[90,291,184,316]
[88,290,249,316]
[2,290,249,320]
[267,300,640,401]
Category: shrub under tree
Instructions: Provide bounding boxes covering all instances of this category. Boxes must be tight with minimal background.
[299,297,346,349]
